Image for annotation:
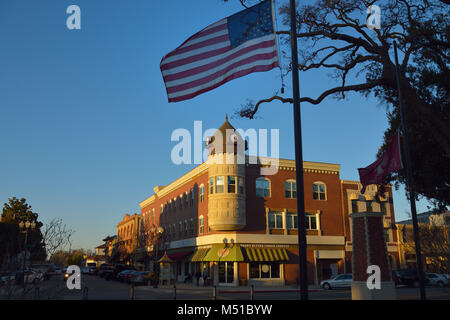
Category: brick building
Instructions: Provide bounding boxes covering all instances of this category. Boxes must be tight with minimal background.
[132,117,399,286]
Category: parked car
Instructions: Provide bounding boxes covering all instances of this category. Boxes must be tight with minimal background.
[116,270,135,282]
[1,272,16,285]
[426,273,448,287]
[81,267,90,274]
[395,269,429,287]
[131,271,152,286]
[86,263,97,275]
[97,264,114,279]
[320,274,352,290]
[121,270,142,283]
[63,269,81,282]
[54,267,62,274]
[110,264,132,280]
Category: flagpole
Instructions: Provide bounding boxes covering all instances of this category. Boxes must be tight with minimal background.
[393,41,426,300]
[289,0,308,300]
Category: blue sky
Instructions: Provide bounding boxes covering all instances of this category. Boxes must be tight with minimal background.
[0,0,433,251]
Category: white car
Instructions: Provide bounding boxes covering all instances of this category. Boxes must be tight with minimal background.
[426,273,448,287]
[320,274,353,290]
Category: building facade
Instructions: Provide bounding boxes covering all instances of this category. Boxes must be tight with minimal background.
[132,118,399,286]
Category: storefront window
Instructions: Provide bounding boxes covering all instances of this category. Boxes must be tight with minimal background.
[268,212,283,229]
[249,262,280,279]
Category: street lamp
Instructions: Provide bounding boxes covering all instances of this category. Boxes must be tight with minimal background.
[150,226,164,288]
[18,221,36,290]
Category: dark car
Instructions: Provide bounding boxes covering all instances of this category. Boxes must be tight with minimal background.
[395,269,429,287]
[97,264,114,278]
[116,270,136,282]
[110,264,132,280]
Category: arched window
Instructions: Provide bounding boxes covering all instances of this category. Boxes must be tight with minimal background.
[209,178,214,194]
[199,215,205,234]
[256,177,270,197]
[285,180,297,199]
[312,182,326,200]
[190,189,194,206]
[200,184,205,202]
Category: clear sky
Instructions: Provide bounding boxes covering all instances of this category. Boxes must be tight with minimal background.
[0,0,433,251]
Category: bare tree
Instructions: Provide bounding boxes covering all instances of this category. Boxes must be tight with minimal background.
[42,218,74,261]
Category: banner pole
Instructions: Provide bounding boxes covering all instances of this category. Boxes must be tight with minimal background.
[393,41,426,300]
[289,0,308,300]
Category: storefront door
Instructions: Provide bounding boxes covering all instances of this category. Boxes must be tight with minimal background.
[218,262,234,284]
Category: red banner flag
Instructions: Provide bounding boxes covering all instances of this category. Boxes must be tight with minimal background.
[358,130,404,194]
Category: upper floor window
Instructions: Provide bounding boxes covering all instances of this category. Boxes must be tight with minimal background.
[285,180,297,199]
[351,200,359,213]
[209,178,214,194]
[366,200,373,212]
[160,204,164,214]
[312,182,326,200]
[200,185,205,202]
[380,202,387,215]
[268,211,283,229]
[199,215,205,234]
[190,189,194,206]
[306,214,317,230]
[179,221,183,236]
[238,177,245,194]
[185,192,189,207]
[215,176,225,193]
[228,176,236,193]
[256,177,270,197]
[286,212,298,229]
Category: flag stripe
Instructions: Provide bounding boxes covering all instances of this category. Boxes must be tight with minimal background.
[164,43,277,84]
[180,25,229,49]
[162,37,276,78]
[167,62,278,102]
[166,51,278,92]
[165,34,231,60]
[162,40,231,65]
[168,58,278,99]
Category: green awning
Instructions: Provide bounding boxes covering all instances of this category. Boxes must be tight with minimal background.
[203,244,244,262]
[243,247,289,261]
[190,248,210,262]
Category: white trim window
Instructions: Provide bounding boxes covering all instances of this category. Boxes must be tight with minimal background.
[268,211,283,229]
[312,182,326,200]
[305,214,318,230]
[199,215,205,235]
[285,180,297,199]
[215,176,225,193]
[286,212,298,229]
[256,177,270,197]
[160,204,164,214]
[200,184,205,202]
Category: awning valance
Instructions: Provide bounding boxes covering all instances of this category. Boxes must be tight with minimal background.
[168,251,193,261]
[203,244,244,262]
[190,248,210,262]
[243,247,289,262]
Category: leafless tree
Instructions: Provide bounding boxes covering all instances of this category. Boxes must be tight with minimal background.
[42,218,74,261]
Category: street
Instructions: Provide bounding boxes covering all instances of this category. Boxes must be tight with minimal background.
[14,274,450,300]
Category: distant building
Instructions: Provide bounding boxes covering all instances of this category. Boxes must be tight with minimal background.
[396,210,449,272]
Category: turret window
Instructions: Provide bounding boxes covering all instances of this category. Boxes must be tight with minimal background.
[228,176,236,193]
[215,176,225,193]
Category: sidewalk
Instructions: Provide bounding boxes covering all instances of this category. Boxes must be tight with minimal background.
[137,282,322,293]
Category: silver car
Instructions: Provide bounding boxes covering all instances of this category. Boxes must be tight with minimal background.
[320,273,352,290]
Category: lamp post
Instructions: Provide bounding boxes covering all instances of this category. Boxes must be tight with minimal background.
[150,226,164,288]
[18,221,36,292]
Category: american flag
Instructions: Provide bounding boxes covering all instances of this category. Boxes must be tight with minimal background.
[160,0,279,103]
